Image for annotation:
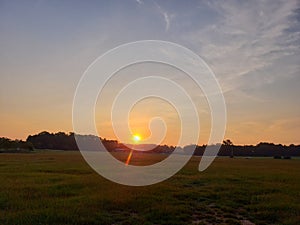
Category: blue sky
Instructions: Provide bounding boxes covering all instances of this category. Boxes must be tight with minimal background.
[0,0,299,145]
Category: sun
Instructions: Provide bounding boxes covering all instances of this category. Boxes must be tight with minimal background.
[132,134,141,143]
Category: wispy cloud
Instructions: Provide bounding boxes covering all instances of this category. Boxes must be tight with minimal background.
[154,2,173,32]
[182,0,300,92]
[135,0,143,5]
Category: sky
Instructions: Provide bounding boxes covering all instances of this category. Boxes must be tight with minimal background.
[0,0,299,146]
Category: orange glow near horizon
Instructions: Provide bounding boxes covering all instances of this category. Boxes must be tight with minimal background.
[2,88,299,146]
[95,96,183,146]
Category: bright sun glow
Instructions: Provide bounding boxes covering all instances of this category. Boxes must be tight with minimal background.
[132,134,141,142]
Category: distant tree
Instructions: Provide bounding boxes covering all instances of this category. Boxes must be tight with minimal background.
[27,131,78,150]
[0,137,33,151]
[223,139,234,158]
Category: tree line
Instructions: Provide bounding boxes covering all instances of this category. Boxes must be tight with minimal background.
[0,137,33,152]
[26,131,175,154]
[0,131,299,157]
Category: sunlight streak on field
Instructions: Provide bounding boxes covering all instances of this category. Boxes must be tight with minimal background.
[125,150,133,165]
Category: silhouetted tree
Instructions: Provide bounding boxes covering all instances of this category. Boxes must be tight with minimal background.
[223,139,234,158]
[0,137,33,152]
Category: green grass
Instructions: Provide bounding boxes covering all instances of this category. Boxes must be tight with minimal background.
[0,151,299,225]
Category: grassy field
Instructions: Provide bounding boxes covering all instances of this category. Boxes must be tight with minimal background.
[0,151,299,225]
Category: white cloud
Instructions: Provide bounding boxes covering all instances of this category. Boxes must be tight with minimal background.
[154,2,174,32]
[135,0,143,5]
[181,0,300,92]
